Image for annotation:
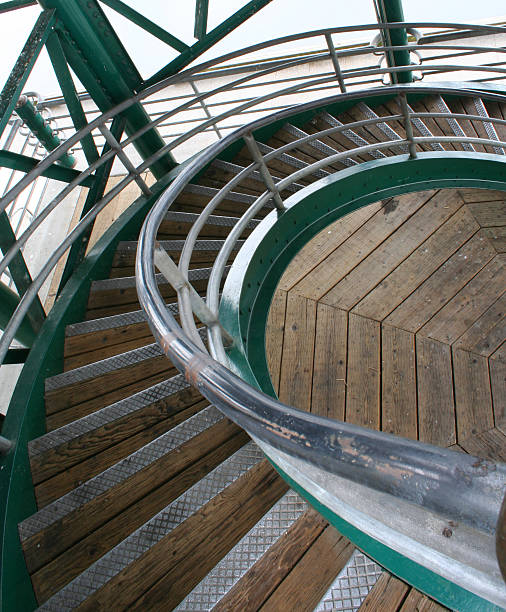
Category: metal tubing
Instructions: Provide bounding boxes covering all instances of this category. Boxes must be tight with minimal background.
[189,80,222,139]
[15,96,76,168]
[325,33,347,92]
[154,245,233,348]
[399,94,417,158]
[243,132,285,212]
[375,0,412,83]
[194,0,209,40]
[0,436,12,455]
[97,124,152,197]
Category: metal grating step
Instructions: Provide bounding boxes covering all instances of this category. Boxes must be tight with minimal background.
[38,442,264,611]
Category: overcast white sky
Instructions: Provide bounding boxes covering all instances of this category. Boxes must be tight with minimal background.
[1,0,505,96]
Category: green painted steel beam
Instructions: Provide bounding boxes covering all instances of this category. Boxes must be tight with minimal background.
[0,282,37,347]
[14,95,76,168]
[0,9,55,138]
[0,212,45,333]
[45,31,99,166]
[0,0,36,14]
[0,150,93,186]
[57,115,126,295]
[40,0,175,179]
[99,0,189,53]
[144,0,274,87]
[194,0,209,41]
[375,0,412,83]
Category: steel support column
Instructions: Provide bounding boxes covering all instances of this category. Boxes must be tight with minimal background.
[375,0,412,84]
[0,281,37,347]
[38,0,176,179]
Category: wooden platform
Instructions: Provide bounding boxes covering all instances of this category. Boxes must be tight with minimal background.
[266,187,505,609]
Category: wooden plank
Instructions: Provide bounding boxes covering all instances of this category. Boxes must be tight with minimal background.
[278,293,317,412]
[482,226,506,252]
[278,202,382,292]
[453,294,505,356]
[416,337,455,447]
[292,191,437,301]
[381,326,417,439]
[385,231,496,333]
[457,188,506,203]
[345,314,380,429]
[259,526,353,612]
[459,428,506,461]
[213,509,328,612]
[322,190,464,311]
[77,461,286,611]
[399,588,449,611]
[23,418,244,574]
[32,430,249,604]
[465,200,506,227]
[32,388,204,485]
[35,401,207,508]
[490,346,505,432]
[419,255,505,344]
[45,354,174,415]
[311,304,347,420]
[265,289,287,395]
[45,368,178,430]
[64,334,154,371]
[452,349,494,441]
[359,572,409,611]
[353,206,479,321]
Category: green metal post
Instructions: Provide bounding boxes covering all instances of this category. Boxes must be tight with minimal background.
[45,31,99,166]
[375,0,412,84]
[0,0,36,15]
[14,95,76,168]
[0,9,55,138]
[57,115,126,294]
[144,0,274,87]
[0,150,93,186]
[38,0,175,179]
[0,281,37,348]
[0,212,45,332]
[194,0,209,40]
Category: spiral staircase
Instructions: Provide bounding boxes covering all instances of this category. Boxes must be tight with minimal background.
[1,4,506,611]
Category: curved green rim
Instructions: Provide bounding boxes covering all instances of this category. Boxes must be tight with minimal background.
[220,151,506,610]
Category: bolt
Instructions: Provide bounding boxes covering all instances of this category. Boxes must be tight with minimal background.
[442,527,452,538]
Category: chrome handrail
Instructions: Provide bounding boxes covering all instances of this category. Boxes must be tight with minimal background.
[135,84,506,606]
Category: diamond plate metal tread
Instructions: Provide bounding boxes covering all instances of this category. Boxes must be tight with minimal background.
[184,182,257,204]
[313,550,383,612]
[257,141,330,179]
[433,95,475,152]
[47,324,206,392]
[65,305,173,338]
[30,374,191,458]
[175,490,308,611]
[90,264,230,292]
[45,342,163,392]
[318,112,386,160]
[163,210,260,230]
[19,406,224,543]
[38,442,263,612]
[356,102,408,152]
[211,158,303,194]
[473,97,504,155]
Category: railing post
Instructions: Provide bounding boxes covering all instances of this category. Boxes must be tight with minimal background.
[243,132,285,212]
[324,33,346,93]
[189,79,222,139]
[98,124,152,197]
[154,244,234,348]
[399,94,417,159]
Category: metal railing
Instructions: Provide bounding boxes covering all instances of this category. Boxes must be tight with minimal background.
[135,84,506,608]
[1,24,506,603]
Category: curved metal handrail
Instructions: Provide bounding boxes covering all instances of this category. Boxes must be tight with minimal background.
[135,83,506,606]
